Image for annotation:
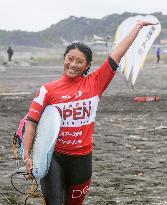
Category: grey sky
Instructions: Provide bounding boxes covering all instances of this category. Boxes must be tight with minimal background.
[0,0,166,31]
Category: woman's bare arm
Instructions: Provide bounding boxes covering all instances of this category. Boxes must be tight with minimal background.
[110,21,158,65]
[23,120,37,174]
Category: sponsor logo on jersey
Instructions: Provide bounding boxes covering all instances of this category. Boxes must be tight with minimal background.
[55,96,99,127]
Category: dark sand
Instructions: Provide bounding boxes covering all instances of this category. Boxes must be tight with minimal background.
[0,61,167,205]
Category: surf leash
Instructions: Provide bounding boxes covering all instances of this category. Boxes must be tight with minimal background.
[11,133,46,205]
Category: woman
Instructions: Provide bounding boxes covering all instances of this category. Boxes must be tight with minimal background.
[23,21,157,205]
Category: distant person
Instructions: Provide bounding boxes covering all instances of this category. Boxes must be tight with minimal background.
[7,46,14,62]
[156,47,161,63]
[21,20,158,205]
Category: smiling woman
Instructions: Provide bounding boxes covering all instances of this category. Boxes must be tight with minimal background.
[64,49,89,78]
[17,20,159,205]
[63,42,92,78]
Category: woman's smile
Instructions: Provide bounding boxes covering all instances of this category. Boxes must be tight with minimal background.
[64,48,89,78]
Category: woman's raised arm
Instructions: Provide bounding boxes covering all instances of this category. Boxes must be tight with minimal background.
[110,21,158,65]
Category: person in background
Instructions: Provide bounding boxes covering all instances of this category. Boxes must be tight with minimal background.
[156,47,161,63]
[7,46,14,62]
[23,20,158,205]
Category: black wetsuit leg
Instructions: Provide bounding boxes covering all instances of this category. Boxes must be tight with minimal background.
[40,155,65,205]
[41,152,92,205]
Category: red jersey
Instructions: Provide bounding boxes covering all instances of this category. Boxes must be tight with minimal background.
[27,58,117,155]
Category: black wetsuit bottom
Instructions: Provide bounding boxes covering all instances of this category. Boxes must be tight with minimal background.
[40,152,92,205]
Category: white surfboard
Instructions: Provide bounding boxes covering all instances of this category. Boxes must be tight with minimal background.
[32,105,61,180]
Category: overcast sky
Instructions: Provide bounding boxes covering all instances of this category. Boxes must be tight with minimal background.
[0,0,166,32]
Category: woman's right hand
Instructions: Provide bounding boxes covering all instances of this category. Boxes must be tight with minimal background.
[24,157,33,175]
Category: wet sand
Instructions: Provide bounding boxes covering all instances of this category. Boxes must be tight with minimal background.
[0,61,167,204]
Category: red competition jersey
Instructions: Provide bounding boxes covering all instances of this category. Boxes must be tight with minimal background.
[27,58,117,155]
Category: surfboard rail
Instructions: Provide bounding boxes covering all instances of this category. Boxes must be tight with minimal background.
[32,105,61,179]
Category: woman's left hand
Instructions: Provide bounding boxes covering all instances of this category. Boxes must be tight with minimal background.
[137,20,159,28]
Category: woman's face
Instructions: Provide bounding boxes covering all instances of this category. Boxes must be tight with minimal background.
[64,48,89,78]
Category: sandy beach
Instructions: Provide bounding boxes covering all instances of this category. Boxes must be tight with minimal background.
[0,58,167,205]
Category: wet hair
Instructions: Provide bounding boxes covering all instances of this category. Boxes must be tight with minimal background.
[64,42,92,75]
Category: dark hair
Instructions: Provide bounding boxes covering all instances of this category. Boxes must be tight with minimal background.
[64,42,92,75]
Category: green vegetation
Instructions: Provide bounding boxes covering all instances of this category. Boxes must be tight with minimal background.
[0,12,166,47]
